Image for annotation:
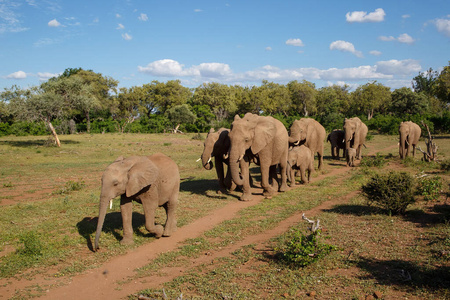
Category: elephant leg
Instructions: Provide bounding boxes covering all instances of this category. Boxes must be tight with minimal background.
[162,196,177,237]
[412,145,416,157]
[141,193,164,238]
[260,163,275,198]
[317,151,323,170]
[356,146,361,160]
[290,168,296,186]
[239,158,252,201]
[269,165,279,191]
[278,160,288,192]
[120,196,134,245]
[215,159,227,193]
[224,166,236,192]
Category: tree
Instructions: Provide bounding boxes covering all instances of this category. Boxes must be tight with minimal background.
[112,87,140,133]
[316,85,351,118]
[165,104,196,133]
[7,84,66,146]
[192,82,237,123]
[390,87,429,116]
[261,80,291,116]
[412,68,438,96]
[351,81,391,120]
[288,80,317,117]
[434,62,450,108]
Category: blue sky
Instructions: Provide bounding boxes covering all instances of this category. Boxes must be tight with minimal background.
[1,0,449,92]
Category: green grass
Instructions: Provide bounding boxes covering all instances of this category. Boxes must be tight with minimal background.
[0,133,449,299]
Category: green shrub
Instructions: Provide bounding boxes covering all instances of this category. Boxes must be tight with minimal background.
[440,159,450,172]
[416,176,442,201]
[54,180,85,195]
[359,153,386,168]
[275,228,337,267]
[18,231,43,257]
[361,171,415,215]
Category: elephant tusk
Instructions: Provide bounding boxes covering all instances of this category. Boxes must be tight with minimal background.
[238,154,244,162]
[109,199,113,209]
[207,157,211,164]
[196,157,201,162]
[223,152,229,160]
[294,140,300,146]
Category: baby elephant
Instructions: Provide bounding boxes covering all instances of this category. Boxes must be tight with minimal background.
[346,148,357,167]
[287,145,314,186]
[95,153,180,251]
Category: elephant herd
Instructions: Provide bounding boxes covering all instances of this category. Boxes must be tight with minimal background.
[94,114,422,249]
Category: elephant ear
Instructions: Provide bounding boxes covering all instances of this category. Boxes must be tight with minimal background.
[126,158,159,197]
[251,119,275,154]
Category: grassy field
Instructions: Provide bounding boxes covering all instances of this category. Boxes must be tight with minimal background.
[0,132,449,299]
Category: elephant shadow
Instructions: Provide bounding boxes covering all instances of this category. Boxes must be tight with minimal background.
[181,178,239,200]
[76,211,148,252]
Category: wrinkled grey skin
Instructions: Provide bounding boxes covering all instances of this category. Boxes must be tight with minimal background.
[228,113,289,200]
[345,148,356,167]
[398,121,421,159]
[327,129,345,159]
[343,117,368,164]
[287,145,314,185]
[95,153,180,251]
[200,128,236,193]
[288,118,326,170]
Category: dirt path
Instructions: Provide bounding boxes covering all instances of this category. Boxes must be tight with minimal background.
[3,146,395,299]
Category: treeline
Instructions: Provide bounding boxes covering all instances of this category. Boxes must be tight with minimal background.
[1,64,449,140]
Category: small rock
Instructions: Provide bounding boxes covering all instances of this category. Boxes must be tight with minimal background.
[373,291,383,299]
[308,291,316,297]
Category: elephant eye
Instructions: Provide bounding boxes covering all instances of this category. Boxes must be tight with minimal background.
[113,179,119,186]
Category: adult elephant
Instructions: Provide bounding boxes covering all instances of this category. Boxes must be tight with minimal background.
[398,121,421,159]
[343,117,368,161]
[200,128,236,193]
[327,129,345,159]
[94,153,179,250]
[288,118,326,170]
[229,113,289,200]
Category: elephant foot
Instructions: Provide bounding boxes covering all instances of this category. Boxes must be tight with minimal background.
[148,224,164,238]
[240,192,253,201]
[263,189,276,199]
[279,183,288,192]
[120,236,134,245]
[163,220,177,237]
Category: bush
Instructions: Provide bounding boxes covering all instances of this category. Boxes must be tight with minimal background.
[361,171,415,215]
[275,228,337,267]
[416,176,442,201]
[440,159,450,172]
[359,153,386,168]
[18,231,43,257]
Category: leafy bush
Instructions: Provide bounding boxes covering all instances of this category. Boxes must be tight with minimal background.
[416,176,442,201]
[359,153,386,168]
[366,114,402,134]
[361,171,415,215]
[18,231,43,257]
[54,180,86,195]
[275,228,337,267]
[440,159,450,172]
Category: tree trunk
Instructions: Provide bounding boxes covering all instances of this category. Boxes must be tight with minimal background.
[86,111,91,133]
[47,121,61,147]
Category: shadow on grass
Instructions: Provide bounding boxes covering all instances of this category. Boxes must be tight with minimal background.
[404,203,450,227]
[356,257,450,293]
[0,139,80,147]
[323,204,382,216]
[77,211,151,252]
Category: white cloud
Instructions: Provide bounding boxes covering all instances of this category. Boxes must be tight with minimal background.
[286,38,304,47]
[346,8,385,23]
[376,59,421,75]
[116,14,121,18]
[434,17,450,37]
[117,23,125,30]
[138,59,231,78]
[37,72,59,80]
[122,33,132,40]
[370,50,382,56]
[194,9,203,13]
[193,63,232,78]
[48,19,61,27]
[329,40,363,57]
[138,13,148,21]
[402,14,411,19]
[6,71,27,79]
[265,46,272,51]
[138,59,186,76]
[397,33,415,44]
[379,33,415,44]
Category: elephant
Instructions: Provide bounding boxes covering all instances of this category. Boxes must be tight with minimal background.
[343,117,368,163]
[200,128,236,193]
[94,153,180,250]
[228,113,289,200]
[345,148,356,167]
[327,129,345,159]
[398,121,421,159]
[288,118,326,170]
[287,145,314,185]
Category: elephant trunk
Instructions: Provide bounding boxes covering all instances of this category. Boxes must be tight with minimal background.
[288,135,300,145]
[399,134,407,159]
[229,148,244,186]
[201,145,214,170]
[345,130,353,150]
[94,195,110,251]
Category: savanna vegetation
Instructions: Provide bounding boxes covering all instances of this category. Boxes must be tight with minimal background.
[1,63,449,145]
[0,133,448,299]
